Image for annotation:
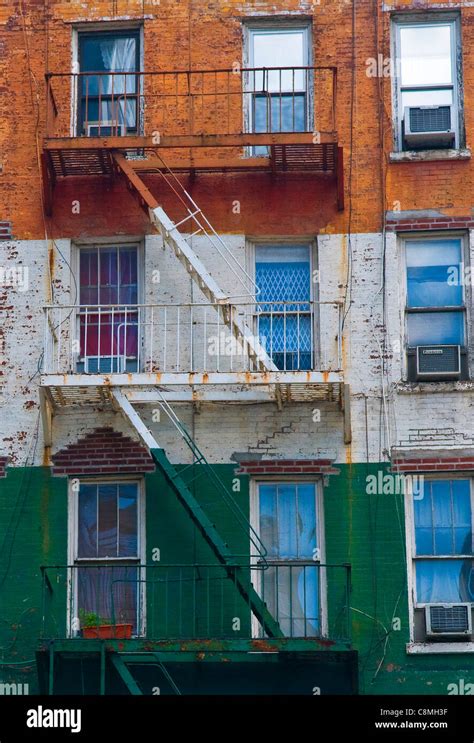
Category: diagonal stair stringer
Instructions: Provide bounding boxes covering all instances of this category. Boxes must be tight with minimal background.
[111,389,283,639]
[111,151,277,373]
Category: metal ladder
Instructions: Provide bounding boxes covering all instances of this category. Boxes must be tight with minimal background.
[112,389,283,639]
[112,151,277,373]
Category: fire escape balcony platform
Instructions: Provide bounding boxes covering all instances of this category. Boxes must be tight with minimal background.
[43,66,344,207]
[37,636,352,656]
[43,135,339,180]
[40,372,344,408]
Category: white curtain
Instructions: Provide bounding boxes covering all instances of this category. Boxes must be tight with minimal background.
[99,37,137,128]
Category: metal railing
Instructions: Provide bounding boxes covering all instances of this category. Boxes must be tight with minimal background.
[40,563,351,643]
[45,67,337,140]
[42,301,343,375]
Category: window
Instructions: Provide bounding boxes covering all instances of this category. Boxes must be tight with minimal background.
[254,481,322,637]
[255,244,313,371]
[78,244,139,373]
[393,18,461,150]
[413,479,474,606]
[246,24,311,154]
[404,236,468,380]
[71,480,143,635]
[78,30,140,136]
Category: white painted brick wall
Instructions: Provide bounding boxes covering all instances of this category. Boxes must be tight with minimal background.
[2,229,473,466]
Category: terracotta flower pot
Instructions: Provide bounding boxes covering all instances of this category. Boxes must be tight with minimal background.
[82,623,133,639]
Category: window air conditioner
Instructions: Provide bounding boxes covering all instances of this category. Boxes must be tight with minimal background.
[403,105,455,148]
[416,345,461,379]
[425,603,472,638]
[86,121,126,137]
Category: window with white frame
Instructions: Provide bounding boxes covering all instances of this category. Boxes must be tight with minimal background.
[78,244,140,373]
[393,17,462,151]
[255,243,314,371]
[412,479,474,607]
[71,480,143,635]
[254,481,322,637]
[404,236,468,381]
[78,29,140,136]
[246,24,311,154]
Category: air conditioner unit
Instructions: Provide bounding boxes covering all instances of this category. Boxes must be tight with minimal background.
[403,105,455,148]
[425,603,472,638]
[416,345,461,379]
[86,121,125,137]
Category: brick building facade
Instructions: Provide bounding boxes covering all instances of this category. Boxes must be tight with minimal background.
[1,0,474,695]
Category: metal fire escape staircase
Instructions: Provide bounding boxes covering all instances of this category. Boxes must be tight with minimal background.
[109,152,283,640]
[112,152,277,373]
[112,387,283,639]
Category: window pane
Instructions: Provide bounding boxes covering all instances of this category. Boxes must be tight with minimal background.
[400,25,452,87]
[297,483,317,558]
[77,565,138,630]
[416,559,474,603]
[414,484,434,555]
[118,484,138,557]
[407,311,464,346]
[453,480,472,553]
[258,481,317,559]
[260,564,319,637]
[278,484,298,558]
[256,245,311,305]
[78,484,98,558]
[401,89,453,109]
[254,94,306,133]
[97,484,118,558]
[259,484,278,557]
[406,240,463,308]
[252,31,306,91]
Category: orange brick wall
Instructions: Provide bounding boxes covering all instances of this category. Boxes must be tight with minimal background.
[1,0,473,240]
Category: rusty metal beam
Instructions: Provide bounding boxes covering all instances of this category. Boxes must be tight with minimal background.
[111,152,159,214]
[44,131,337,151]
[130,155,272,172]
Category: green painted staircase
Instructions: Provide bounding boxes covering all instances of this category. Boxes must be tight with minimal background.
[112,389,283,639]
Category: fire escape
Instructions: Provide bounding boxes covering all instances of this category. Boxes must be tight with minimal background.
[38,66,354,694]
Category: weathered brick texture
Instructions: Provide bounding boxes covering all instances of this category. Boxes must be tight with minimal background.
[51,427,156,475]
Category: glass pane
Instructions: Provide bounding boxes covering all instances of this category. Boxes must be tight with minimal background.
[414,483,434,555]
[406,240,463,308]
[296,483,317,558]
[259,484,278,557]
[252,31,306,91]
[254,94,306,133]
[453,480,472,554]
[78,484,98,558]
[97,484,118,558]
[118,484,138,557]
[80,35,137,90]
[416,559,474,603]
[79,249,99,305]
[407,311,464,345]
[118,248,138,304]
[400,25,452,87]
[401,89,453,109]
[278,484,298,558]
[77,565,138,631]
[256,244,311,305]
[260,565,319,637]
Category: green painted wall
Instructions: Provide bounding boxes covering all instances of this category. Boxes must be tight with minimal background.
[1,462,473,694]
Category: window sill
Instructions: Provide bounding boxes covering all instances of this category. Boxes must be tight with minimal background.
[407,641,474,655]
[389,148,471,163]
[395,380,474,394]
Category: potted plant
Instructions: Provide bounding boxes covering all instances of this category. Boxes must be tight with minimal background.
[79,609,133,640]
